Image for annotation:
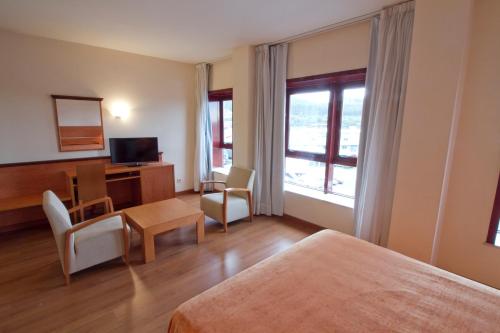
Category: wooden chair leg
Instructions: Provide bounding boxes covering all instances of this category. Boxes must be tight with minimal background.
[122,253,129,265]
[247,192,253,222]
[222,191,228,233]
[122,243,130,265]
[121,213,130,265]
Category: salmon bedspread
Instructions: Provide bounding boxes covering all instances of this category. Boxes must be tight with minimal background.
[168,230,500,333]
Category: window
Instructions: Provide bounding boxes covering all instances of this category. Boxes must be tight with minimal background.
[487,174,500,246]
[209,89,233,170]
[285,69,366,198]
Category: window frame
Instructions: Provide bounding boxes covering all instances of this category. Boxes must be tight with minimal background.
[285,69,366,195]
[208,89,233,150]
[486,173,500,245]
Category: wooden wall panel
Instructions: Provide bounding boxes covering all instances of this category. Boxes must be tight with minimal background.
[0,157,110,200]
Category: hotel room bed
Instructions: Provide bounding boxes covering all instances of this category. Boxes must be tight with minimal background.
[168,230,500,333]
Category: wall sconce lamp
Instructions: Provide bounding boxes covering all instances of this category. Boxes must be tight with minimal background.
[110,101,130,120]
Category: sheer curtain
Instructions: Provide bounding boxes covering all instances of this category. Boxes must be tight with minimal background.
[253,43,288,216]
[354,2,415,245]
[193,63,213,192]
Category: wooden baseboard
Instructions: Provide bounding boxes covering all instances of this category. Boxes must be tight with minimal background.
[175,189,196,195]
[282,214,324,232]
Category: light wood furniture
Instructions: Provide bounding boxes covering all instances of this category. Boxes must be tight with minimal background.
[66,162,175,210]
[200,166,255,232]
[42,191,129,285]
[76,163,107,203]
[123,198,205,263]
[51,95,105,152]
[75,163,108,221]
[0,156,171,232]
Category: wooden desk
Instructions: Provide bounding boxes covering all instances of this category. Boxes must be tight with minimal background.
[0,192,71,212]
[0,156,173,232]
[66,162,175,209]
[123,198,205,263]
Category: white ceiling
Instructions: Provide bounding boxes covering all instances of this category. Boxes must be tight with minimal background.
[0,0,399,63]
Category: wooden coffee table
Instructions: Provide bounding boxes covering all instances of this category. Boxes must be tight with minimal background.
[123,198,205,263]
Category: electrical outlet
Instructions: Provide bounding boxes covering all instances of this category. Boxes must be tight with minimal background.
[176,178,182,183]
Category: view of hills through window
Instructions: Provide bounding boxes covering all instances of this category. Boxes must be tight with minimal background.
[288,91,330,154]
[339,87,364,157]
[285,87,365,197]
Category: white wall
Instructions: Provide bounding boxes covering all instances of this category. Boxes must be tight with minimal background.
[209,58,233,90]
[232,46,256,169]
[436,0,500,288]
[0,30,195,191]
[388,0,473,262]
[287,21,370,79]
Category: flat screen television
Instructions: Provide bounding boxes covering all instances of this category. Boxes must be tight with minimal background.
[109,137,159,165]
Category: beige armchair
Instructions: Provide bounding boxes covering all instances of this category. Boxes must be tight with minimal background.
[42,190,129,285]
[200,166,255,232]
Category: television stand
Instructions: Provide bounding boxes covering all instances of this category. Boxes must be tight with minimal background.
[66,162,175,209]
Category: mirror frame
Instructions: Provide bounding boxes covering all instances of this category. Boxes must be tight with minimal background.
[51,95,105,152]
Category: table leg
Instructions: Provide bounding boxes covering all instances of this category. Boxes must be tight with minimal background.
[196,214,205,244]
[142,231,155,263]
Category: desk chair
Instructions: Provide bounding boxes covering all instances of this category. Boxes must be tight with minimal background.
[43,190,129,285]
[76,163,108,220]
[200,167,255,232]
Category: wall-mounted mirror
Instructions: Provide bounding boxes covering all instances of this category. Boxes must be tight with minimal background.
[51,95,104,152]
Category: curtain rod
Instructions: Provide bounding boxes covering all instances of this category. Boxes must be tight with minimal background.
[264,10,379,47]
[265,0,414,46]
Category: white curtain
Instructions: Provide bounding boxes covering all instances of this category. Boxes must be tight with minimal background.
[354,2,415,246]
[193,63,213,192]
[254,43,288,216]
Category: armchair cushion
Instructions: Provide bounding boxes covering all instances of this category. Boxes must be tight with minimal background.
[226,167,255,198]
[201,192,250,223]
[72,216,130,273]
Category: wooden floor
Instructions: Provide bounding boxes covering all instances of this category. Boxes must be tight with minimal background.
[0,194,321,333]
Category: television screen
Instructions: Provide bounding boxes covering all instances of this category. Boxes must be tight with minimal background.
[109,137,159,164]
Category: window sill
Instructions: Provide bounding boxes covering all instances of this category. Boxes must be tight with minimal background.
[284,183,354,209]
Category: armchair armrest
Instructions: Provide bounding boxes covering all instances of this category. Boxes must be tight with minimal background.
[223,188,252,205]
[64,211,129,275]
[224,187,250,193]
[200,181,226,196]
[222,188,254,225]
[67,211,126,235]
[68,196,114,222]
[201,180,226,185]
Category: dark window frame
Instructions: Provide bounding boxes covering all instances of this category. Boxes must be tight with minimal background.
[285,69,366,195]
[208,89,233,150]
[486,173,500,245]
